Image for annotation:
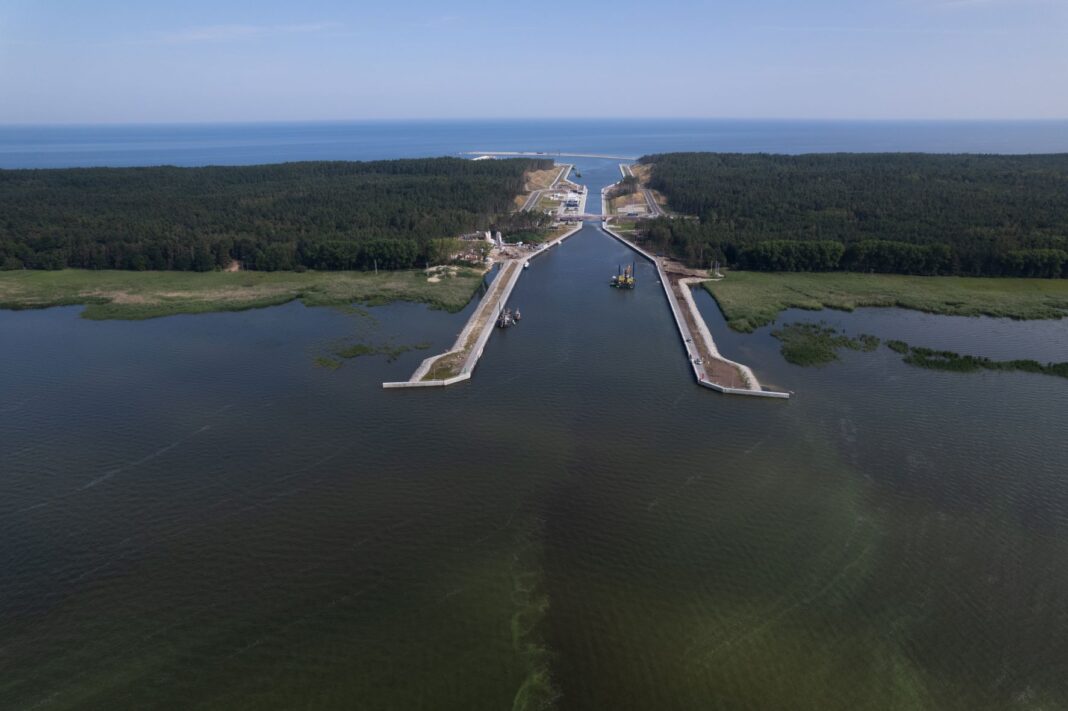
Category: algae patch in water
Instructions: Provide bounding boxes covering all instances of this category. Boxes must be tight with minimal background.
[509,519,559,711]
[891,343,1068,379]
[314,356,343,370]
[771,322,880,366]
[775,325,1068,380]
[312,339,431,371]
[334,341,431,363]
[334,343,380,359]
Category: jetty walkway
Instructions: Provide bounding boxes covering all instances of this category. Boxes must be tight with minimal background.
[382,224,582,389]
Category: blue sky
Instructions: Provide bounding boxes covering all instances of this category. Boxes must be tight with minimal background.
[0,0,1065,122]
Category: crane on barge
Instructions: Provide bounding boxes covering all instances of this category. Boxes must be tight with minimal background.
[610,263,636,289]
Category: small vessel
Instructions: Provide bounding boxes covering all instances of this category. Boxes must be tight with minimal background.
[610,263,636,289]
[524,261,530,269]
[497,307,515,328]
[514,309,522,322]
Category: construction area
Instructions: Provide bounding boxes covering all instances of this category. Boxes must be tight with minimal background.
[384,162,585,389]
[603,164,666,218]
[518,163,587,218]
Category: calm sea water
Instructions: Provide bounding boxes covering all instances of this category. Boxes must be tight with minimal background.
[1,119,1068,168]
[2,135,1068,709]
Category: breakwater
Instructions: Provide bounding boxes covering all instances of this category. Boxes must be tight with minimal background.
[600,221,790,399]
[383,224,583,389]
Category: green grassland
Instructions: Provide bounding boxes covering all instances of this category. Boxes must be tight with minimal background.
[705,271,1068,332]
[0,268,486,320]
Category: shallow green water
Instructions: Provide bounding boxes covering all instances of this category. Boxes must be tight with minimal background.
[2,161,1067,710]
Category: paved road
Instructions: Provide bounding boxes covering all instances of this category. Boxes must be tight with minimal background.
[520,189,543,212]
[642,188,663,217]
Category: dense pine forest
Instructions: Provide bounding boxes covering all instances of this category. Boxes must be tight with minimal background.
[639,153,1068,277]
[0,157,551,271]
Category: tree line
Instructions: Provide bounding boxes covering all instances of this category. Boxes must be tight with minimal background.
[612,174,640,197]
[0,157,553,271]
[638,152,1068,277]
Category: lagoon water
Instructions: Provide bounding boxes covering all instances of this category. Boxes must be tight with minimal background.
[2,128,1068,709]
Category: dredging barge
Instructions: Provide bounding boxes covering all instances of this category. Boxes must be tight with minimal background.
[611,263,636,289]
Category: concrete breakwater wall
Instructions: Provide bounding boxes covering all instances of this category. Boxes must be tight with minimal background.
[600,223,791,399]
[383,223,584,389]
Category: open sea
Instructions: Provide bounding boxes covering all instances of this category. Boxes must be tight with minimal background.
[2,121,1068,710]
[1,119,1067,169]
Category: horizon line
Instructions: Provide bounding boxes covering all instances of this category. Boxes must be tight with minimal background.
[2,116,1068,128]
